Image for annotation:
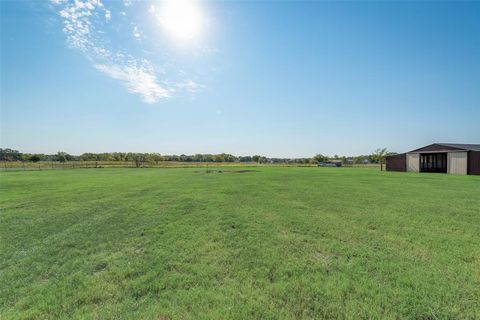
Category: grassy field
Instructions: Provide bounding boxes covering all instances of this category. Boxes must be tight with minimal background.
[1,167,479,319]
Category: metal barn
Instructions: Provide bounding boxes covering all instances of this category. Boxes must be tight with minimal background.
[386,143,480,175]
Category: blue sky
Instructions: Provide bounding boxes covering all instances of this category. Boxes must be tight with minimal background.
[1,0,479,157]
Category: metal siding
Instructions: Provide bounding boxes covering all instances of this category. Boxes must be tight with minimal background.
[406,153,419,172]
[447,152,467,175]
[468,151,480,175]
[386,154,406,172]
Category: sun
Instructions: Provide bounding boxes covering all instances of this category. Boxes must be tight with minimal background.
[154,0,205,42]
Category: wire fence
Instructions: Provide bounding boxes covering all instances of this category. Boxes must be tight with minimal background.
[1,161,381,172]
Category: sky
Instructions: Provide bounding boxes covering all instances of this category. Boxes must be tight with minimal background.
[1,0,479,158]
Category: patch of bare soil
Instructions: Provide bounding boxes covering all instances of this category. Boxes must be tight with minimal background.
[194,169,258,174]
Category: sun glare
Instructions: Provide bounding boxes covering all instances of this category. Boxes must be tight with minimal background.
[155,0,205,42]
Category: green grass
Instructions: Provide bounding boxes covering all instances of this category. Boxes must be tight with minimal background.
[1,167,479,319]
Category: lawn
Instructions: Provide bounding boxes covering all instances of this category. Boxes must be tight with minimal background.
[1,167,479,319]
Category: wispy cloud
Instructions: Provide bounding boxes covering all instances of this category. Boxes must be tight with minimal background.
[105,9,111,22]
[50,0,67,5]
[123,0,133,7]
[95,62,171,103]
[49,0,208,104]
[132,25,141,39]
[56,0,102,52]
[175,80,204,93]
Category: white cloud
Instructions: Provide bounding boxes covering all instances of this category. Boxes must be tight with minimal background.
[132,25,141,38]
[175,80,204,93]
[149,4,155,14]
[198,45,220,55]
[105,9,111,22]
[95,63,171,103]
[57,0,103,51]
[51,0,205,104]
[50,0,67,5]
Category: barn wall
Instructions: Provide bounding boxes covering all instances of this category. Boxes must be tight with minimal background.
[468,151,480,175]
[406,153,419,172]
[447,152,468,175]
[386,154,406,172]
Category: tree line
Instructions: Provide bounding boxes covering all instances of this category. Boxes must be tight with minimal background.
[0,148,395,165]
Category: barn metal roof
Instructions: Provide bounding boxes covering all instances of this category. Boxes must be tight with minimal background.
[408,143,480,153]
[437,143,480,151]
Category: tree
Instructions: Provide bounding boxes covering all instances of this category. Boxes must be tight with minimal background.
[55,152,71,162]
[151,153,164,164]
[29,154,41,162]
[239,156,252,162]
[0,148,22,161]
[133,154,146,168]
[371,148,389,171]
[313,154,328,163]
[214,154,225,162]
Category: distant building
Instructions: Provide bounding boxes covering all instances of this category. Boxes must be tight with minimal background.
[386,143,480,175]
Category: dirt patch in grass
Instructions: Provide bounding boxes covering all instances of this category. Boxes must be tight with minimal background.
[194,169,258,174]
